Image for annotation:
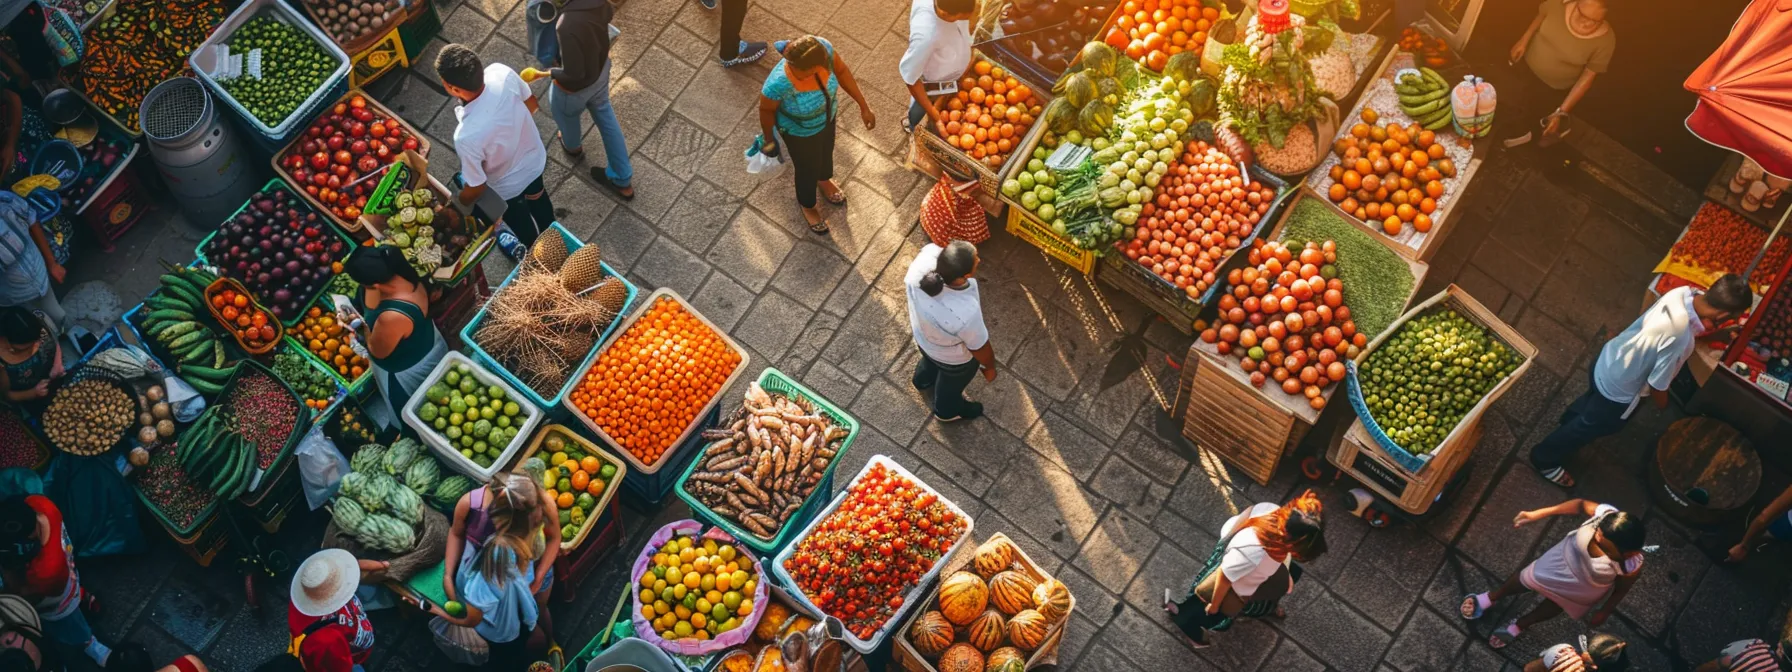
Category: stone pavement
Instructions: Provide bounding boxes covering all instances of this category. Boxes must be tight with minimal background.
[60,1,1792,670]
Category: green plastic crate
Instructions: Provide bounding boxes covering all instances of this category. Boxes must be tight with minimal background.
[194,178,357,327]
[673,367,860,556]
[214,359,313,500]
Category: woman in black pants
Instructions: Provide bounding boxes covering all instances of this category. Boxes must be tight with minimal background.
[756,36,875,234]
[698,0,768,67]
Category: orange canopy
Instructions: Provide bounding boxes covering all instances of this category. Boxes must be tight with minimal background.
[1684,0,1792,180]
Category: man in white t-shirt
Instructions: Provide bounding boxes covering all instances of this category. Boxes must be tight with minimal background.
[1529,274,1750,487]
[903,240,995,421]
[899,0,976,134]
[435,44,554,253]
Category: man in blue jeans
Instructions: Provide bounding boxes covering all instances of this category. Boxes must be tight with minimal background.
[1529,273,1750,487]
[522,0,634,200]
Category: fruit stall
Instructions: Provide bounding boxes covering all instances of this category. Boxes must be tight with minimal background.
[893,534,1076,672]
[1639,201,1788,386]
[1714,250,1792,463]
[905,52,1052,210]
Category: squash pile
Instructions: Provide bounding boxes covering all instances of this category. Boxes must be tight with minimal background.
[905,538,1071,671]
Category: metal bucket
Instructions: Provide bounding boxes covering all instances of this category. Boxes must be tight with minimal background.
[139,77,262,227]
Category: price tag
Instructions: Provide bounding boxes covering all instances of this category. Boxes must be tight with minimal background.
[1755,372,1791,402]
[1045,143,1091,171]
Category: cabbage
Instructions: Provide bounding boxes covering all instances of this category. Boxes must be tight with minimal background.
[1002,180,1021,198]
[1079,43,1120,77]
[1164,52,1202,83]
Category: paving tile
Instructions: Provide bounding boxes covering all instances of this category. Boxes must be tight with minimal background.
[1423,417,1520,544]
[1024,410,1115,481]
[985,451,1108,561]
[626,45,699,102]
[1455,465,1564,579]
[824,0,907,57]
[1483,172,1590,272]
[440,5,497,49]
[976,268,1052,360]
[1164,458,1259,538]
[1351,527,1449,593]
[1513,308,1587,378]
[731,290,812,362]
[974,369,1053,439]
[1616,518,1709,637]
[671,59,762,135]
[1008,308,1105,402]
[689,271,755,333]
[1110,422,1193,487]
[1192,618,1280,671]
[618,152,687,222]
[1070,509,1161,593]
[1452,263,1512,317]
[547,171,621,232]
[1120,538,1203,619]
[845,81,914,155]
[480,35,534,80]
[411,38,450,84]
[798,359,862,410]
[1422,552,1506,637]
[609,75,672,152]
[1060,353,1160,440]
[769,240,853,309]
[631,235,710,296]
[640,113,723,187]
[1331,558,1422,630]
[706,207,797,291]
[780,310,842,372]
[1076,643,1148,672]
[825,187,900,261]
[1275,584,1394,672]
[655,23,714,68]
[822,215,911,317]
[1491,361,1564,430]
[657,176,740,253]
[1674,551,1791,662]
[1448,639,1511,672]
[1574,207,1675,280]
[1106,604,1222,672]
[375,72,450,131]
[584,204,657,272]
[1058,612,1103,670]
[144,573,238,651]
[848,149,919,206]
[1530,243,1647,340]
[696,113,781,199]
[494,1,531,58]
[1257,638,1327,672]
[1469,236,1549,302]
[1147,509,1220,560]
[910,419,1024,497]
[1088,453,1170,521]
[848,375,932,446]
[1383,605,1473,672]
[1295,485,1373,582]
[458,0,517,22]
[829,426,918,494]
[817,289,910,381]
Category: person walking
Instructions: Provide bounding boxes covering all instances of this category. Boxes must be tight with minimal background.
[0,192,65,332]
[1530,273,1750,487]
[1526,633,1631,672]
[435,44,554,255]
[106,642,208,672]
[520,0,634,201]
[903,241,993,422]
[1696,636,1792,672]
[287,550,383,672]
[756,36,876,235]
[1503,0,1617,148]
[426,473,551,671]
[899,0,976,135]
[0,495,111,667]
[1461,499,1645,648]
[0,307,60,409]
[345,247,447,432]
[1164,491,1326,649]
[697,0,768,67]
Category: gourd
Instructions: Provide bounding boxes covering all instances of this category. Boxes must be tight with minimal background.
[1031,580,1071,623]
[988,571,1038,616]
[972,538,1015,579]
[350,444,386,473]
[908,611,954,657]
[405,457,440,495]
[938,643,984,672]
[938,572,990,626]
[1007,610,1049,651]
[966,609,1007,652]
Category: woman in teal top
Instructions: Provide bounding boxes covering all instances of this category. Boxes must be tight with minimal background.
[346,246,447,431]
[756,35,875,235]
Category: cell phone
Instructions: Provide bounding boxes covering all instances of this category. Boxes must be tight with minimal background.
[414,596,435,613]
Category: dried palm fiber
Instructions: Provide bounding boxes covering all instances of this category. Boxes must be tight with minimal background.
[474,265,620,396]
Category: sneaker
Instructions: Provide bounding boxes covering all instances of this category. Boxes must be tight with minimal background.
[933,401,983,423]
[698,0,715,8]
[496,227,523,260]
[721,41,767,67]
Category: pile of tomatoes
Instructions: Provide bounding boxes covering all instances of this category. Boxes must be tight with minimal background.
[570,297,742,467]
[1120,140,1277,299]
[209,285,279,351]
[1102,0,1220,72]
[782,463,967,641]
[278,95,424,223]
[1670,202,1791,290]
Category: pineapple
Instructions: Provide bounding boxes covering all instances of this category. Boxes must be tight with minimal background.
[591,277,629,317]
[531,229,571,272]
[559,245,605,293]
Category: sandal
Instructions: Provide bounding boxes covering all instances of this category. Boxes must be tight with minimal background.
[819,180,847,205]
[555,132,583,158]
[1536,466,1575,488]
[1488,622,1521,649]
[802,208,830,235]
[588,167,635,200]
[1460,593,1490,620]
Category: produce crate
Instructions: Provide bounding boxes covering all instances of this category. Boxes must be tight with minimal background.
[400,351,545,481]
[1342,285,1536,473]
[998,121,1095,274]
[771,455,976,655]
[0,405,52,472]
[294,0,412,56]
[551,496,622,601]
[282,333,371,399]
[509,423,628,552]
[239,450,304,533]
[268,89,432,233]
[357,166,495,287]
[701,582,827,672]
[141,490,228,566]
[194,178,358,327]
[188,0,353,143]
[347,26,407,87]
[904,48,1052,206]
[1094,167,1295,334]
[1330,416,1481,516]
[461,223,638,415]
[893,532,1074,671]
[216,358,314,496]
[673,367,861,557]
[396,0,439,61]
[562,289,752,499]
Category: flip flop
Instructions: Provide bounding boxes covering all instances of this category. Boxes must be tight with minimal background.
[588,167,635,201]
[819,181,847,205]
[1459,593,1490,620]
[1488,622,1521,649]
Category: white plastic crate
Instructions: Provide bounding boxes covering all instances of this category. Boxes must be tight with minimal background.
[401,351,544,481]
[189,0,351,140]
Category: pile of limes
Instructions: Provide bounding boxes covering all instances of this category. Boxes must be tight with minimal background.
[637,534,758,641]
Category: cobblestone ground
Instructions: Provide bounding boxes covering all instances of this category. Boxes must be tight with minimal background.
[63,1,1792,670]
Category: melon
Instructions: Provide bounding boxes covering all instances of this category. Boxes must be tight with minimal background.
[988,571,1038,616]
[938,643,985,672]
[1007,610,1050,651]
[985,647,1025,671]
[908,611,955,658]
[939,571,990,626]
[967,609,1007,652]
[992,660,1024,672]
[1031,579,1071,623]
[972,538,1016,578]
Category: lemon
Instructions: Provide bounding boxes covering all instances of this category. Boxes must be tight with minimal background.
[665,567,683,585]
[699,574,715,592]
[672,584,687,601]
[722,591,742,609]
[718,546,736,562]
[702,538,718,553]
[683,572,702,590]
[674,604,691,620]
[742,579,756,595]
[660,541,678,555]
[652,579,666,594]
[638,573,654,589]
[696,598,713,614]
[705,590,722,605]
[731,571,749,589]
[639,605,654,620]
[639,589,653,604]
[692,556,710,574]
[715,574,731,592]
[676,537,692,551]
[550,451,569,466]
[652,600,669,616]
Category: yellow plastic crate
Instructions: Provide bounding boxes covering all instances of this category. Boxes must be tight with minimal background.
[1005,206,1095,274]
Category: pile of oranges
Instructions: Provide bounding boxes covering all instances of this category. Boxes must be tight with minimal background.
[207,284,280,351]
[1103,0,1220,72]
[571,297,742,467]
[1324,109,1458,236]
[297,305,369,382]
[942,58,1040,170]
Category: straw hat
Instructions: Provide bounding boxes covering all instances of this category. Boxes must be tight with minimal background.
[291,549,360,617]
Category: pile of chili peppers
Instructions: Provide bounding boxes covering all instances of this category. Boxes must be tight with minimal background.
[74,0,229,132]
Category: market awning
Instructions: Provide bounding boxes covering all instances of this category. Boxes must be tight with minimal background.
[1684,0,1792,180]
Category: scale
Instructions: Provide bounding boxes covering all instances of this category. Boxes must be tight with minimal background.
[42,88,97,148]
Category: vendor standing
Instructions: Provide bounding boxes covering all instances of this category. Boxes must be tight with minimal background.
[344,246,446,431]
[900,0,977,135]
[1503,0,1617,148]
[0,192,66,331]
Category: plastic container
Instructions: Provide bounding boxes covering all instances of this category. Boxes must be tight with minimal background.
[462,223,639,415]
[194,178,357,327]
[673,367,860,557]
[770,455,976,654]
[400,351,545,481]
[189,0,352,141]
[509,423,628,552]
[268,89,431,231]
[621,405,719,508]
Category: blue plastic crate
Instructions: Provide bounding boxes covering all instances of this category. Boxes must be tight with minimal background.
[460,222,639,417]
[619,404,720,508]
[1343,360,1430,473]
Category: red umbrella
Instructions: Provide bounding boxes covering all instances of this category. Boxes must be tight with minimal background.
[1684,0,1792,180]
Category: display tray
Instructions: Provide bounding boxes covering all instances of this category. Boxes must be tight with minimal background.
[906,48,1053,204]
[1703,153,1790,230]
[268,89,432,232]
[399,351,546,481]
[509,423,628,552]
[770,455,976,655]
[194,178,358,327]
[891,532,1075,671]
[189,0,353,140]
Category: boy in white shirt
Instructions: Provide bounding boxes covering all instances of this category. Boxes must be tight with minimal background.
[435,44,554,252]
[900,0,977,134]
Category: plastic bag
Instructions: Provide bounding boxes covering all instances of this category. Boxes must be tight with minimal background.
[297,424,349,510]
[164,373,206,423]
[745,133,786,175]
[429,616,489,666]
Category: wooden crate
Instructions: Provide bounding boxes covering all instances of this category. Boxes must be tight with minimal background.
[904,49,1052,207]
[1173,345,1314,485]
[1329,418,1480,515]
[267,89,433,233]
[892,532,1074,671]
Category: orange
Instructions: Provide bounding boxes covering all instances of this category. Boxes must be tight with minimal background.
[1419,197,1437,214]
[556,492,575,509]
[1425,180,1445,198]
[587,479,606,497]
[1414,213,1433,233]
[580,456,602,473]
[973,60,992,76]
[232,294,249,308]
[1383,216,1403,235]
[1396,203,1416,222]
[570,471,590,492]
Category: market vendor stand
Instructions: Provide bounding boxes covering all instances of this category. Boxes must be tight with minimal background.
[903,48,1055,213]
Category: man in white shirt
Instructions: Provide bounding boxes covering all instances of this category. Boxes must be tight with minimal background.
[435,44,554,251]
[899,0,977,134]
[1530,273,1751,487]
[903,240,995,421]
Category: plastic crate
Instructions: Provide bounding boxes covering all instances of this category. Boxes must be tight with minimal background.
[194,178,357,327]
[461,224,638,415]
[189,0,352,141]
[673,367,860,556]
[268,89,432,231]
[282,333,371,398]
[400,351,545,481]
[0,405,52,472]
[216,359,314,495]
[1005,204,1096,274]
[509,423,628,552]
[561,289,752,488]
[770,455,976,654]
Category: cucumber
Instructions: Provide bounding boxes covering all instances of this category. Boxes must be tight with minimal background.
[213,341,225,369]
[160,272,210,298]
[144,309,194,322]
[180,364,235,381]
[187,376,225,397]
[161,283,203,309]
[167,329,210,351]
[153,321,199,340]
[143,296,187,311]
[180,344,213,365]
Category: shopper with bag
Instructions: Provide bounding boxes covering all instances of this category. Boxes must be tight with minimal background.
[288,550,384,672]
[520,0,635,201]
[1163,490,1326,649]
[756,36,876,235]
[903,241,993,422]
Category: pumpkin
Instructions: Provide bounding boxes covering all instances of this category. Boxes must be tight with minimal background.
[992,660,1024,672]
[1007,610,1050,651]
[967,609,1007,652]
[988,571,1038,616]
[972,538,1016,578]
[939,572,990,626]
[908,611,955,657]
[1031,579,1071,623]
[985,647,1025,671]
[939,643,985,672]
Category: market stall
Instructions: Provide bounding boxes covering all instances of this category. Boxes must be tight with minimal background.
[893,534,1076,671]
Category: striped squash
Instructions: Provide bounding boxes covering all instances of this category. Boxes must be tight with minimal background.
[939,572,990,626]
[1007,609,1050,651]
[967,609,1007,652]
[988,570,1038,616]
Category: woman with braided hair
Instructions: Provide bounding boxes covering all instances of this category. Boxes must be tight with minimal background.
[756,35,876,235]
[1163,490,1326,648]
[433,473,562,670]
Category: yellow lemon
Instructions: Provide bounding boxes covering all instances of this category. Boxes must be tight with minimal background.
[695,598,713,614]
[674,605,691,620]
[639,605,654,620]
[639,589,653,603]
[550,451,569,466]
[699,574,715,592]
[652,600,670,616]
[692,557,710,574]
[718,545,736,562]
[665,567,683,585]
[731,571,749,589]
[672,584,687,601]
[638,573,654,589]
[715,574,731,592]
[683,572,701,590]
[742,579,757,595]
[676,536,692,551]
[673,621,693,637]
[678,547,696,564]
[736,601,753,617]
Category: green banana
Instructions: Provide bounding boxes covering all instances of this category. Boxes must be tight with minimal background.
[1420,66,1449,89]
[179,364,234,381]
[1403,97,1449,116]
[179,344,212,365]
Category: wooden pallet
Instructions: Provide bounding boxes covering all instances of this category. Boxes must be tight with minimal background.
[1172,345,1313,486]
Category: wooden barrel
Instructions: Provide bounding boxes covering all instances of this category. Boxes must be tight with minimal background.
[1649,416,1761,527]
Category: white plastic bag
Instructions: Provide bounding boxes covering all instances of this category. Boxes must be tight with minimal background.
[430,616,489,666]
[745,133,786,175]
[163,374,206,423]
[296,424,349,510]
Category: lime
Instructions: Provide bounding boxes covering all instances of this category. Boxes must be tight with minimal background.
[444,600,466,617]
